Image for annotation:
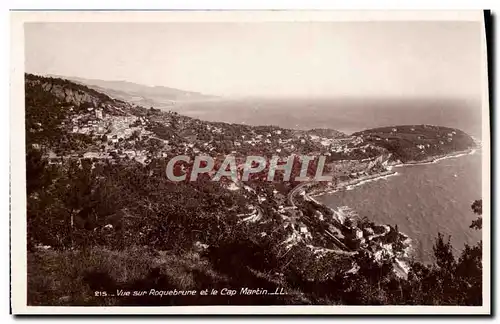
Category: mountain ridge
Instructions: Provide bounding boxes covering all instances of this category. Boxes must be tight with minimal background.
[47,74,218,107]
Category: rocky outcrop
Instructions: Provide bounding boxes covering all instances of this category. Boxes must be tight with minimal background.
[26,74,130,116]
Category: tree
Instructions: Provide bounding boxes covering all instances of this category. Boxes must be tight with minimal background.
[400,198,483,305]
[432,233,456,273]
[470,199,482,230]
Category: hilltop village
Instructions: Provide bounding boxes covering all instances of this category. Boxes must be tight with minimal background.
[26,74,477,279]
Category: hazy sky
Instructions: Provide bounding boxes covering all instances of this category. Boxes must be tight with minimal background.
[25,22,483,99]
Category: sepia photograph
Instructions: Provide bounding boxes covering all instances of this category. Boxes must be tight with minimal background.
[10,10,490,315]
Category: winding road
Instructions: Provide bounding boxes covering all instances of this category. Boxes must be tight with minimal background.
[287,181,316,207]
[238,205,263,223]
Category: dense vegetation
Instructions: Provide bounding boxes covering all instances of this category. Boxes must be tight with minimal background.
[25,74,483,306]
[353,125,476,162]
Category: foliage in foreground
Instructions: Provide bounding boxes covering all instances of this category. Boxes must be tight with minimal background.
[28,198,482,306]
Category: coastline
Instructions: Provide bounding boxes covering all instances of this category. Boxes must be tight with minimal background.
[391,147,478,168]
[309,170,399,198]
[297,145,479,268]
[309,145,479,199]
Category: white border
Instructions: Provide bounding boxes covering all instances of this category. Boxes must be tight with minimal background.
[10,10,484,22]
[10,10,491,315]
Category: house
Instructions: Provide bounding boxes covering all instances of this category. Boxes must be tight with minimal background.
[124,150,136,157]
[83,152,100,159]
[363,227,375,237]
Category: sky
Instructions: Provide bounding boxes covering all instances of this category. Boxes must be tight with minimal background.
[25,21,484,99]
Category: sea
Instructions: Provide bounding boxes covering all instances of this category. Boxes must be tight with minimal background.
[317,150,482,263]
[171,97,482,137]
[172,97,484,263]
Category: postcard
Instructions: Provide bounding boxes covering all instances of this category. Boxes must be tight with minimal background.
[10,10,491,315]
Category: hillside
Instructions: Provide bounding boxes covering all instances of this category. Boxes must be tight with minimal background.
[27,74,360,163]
[58,75,216,107]
[25,74,481,306]
[353,125,477,163]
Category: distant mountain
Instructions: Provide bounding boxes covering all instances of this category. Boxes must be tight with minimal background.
[25,73,349,160]
[49,75,218,108]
